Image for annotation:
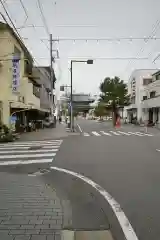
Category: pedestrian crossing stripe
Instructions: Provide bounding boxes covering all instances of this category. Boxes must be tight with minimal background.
[84,132,90,136]
[83,131,153,137]
[100,131,112,136]
[109,131,120,136]
[92,131,101,136]
[0,149,58,154]
[0,140,62,166]
[0,159,53,166]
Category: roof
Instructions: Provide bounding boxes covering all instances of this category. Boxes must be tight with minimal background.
[129,69,159,82]
[152,70,160,76]
[0,21,33,62]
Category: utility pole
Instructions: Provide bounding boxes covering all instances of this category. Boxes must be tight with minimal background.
[50,33,54,119]
[70,61,73,131]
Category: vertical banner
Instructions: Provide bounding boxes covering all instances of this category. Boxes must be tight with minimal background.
[12,56,20,93]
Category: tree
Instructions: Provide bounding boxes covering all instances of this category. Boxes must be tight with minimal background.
[94,103,107,119]
[99,76,130,125]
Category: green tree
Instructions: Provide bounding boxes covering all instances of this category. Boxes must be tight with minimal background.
[94,103,106,119]
[99,76,130,125]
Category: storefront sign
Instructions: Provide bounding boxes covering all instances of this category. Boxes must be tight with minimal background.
[12,56,20,92]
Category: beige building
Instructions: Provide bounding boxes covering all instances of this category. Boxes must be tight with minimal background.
[0,22,50,127]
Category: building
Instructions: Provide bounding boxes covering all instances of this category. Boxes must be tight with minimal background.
[0,22,55,127]
[126,69,158,123]
[142,70,160,126]
[32,66,56,116]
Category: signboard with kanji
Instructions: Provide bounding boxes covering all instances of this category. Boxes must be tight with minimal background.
[12,56,20,93]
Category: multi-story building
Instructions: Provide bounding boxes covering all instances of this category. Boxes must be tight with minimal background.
[142,70,160,126]
[0,22,55,127]
[32,66,56,115]
[126,69,158,123]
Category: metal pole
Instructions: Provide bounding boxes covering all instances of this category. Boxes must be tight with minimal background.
[50,33,54,119]
[70,61,73,131]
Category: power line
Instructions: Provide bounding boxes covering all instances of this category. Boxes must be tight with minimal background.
[124,19,160,75]
[0,3,50,79]
[41,37,160,42]
[17,0,50,52]
[0,0,24,42]
[37,0,49,36]
[0,57,149,61]
[19,0,28,27]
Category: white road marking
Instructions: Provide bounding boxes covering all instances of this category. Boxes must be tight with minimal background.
[134,132,145,136]
[50,166,139,240]
[156,149,160,152]
[128,132,142,136]
[100,131,112,136]
[0,159,53,166]
[42,145,62,149]
[0,140,62,146]
[0,145,59,150]
[83,132,90,136]
[143,133,153,136]
[0,149,58,154]
[77,123,83,133]
[0,143,62,148]
[136,132,153,136]
[0,153,56,159]
[110,131,120,136]
[117,131,131,136]
[92,131,101,136]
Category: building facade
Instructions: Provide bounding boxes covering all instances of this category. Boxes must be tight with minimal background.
[0,22,55,127]
[32,66,56,113]
[126,69,158,123]
[142,70,160,126]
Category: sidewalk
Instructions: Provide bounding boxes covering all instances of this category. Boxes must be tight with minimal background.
[0,172,63,240]
[18,123,69,142]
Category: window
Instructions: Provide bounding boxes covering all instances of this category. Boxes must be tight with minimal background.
[150,91,156,98]
[143,78,152,85]
[143,96,147,100]
[155,74,160,81]
[33,84,40,98]
[24,59,32,75]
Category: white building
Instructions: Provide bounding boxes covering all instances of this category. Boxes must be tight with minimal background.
[126,69,158,123]
[142,70,160,126]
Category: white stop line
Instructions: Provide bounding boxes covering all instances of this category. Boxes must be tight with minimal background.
[50,166,139,240]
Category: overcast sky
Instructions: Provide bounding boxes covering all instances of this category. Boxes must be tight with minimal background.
[1,0,160,96]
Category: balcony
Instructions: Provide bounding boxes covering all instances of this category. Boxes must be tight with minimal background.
[142,95,160,108]
[144,79,160,92]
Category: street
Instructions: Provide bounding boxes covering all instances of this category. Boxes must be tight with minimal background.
[52,119,160,240]
[0,121,160,239]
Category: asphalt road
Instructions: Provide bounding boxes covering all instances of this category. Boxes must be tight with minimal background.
[51,119,160,240]
[1,121,160,239]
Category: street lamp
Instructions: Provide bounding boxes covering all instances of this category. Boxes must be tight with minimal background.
[70,59,93,131]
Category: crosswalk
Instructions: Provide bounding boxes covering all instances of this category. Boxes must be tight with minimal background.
[82,131,153,137]
[0,139,62,166]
